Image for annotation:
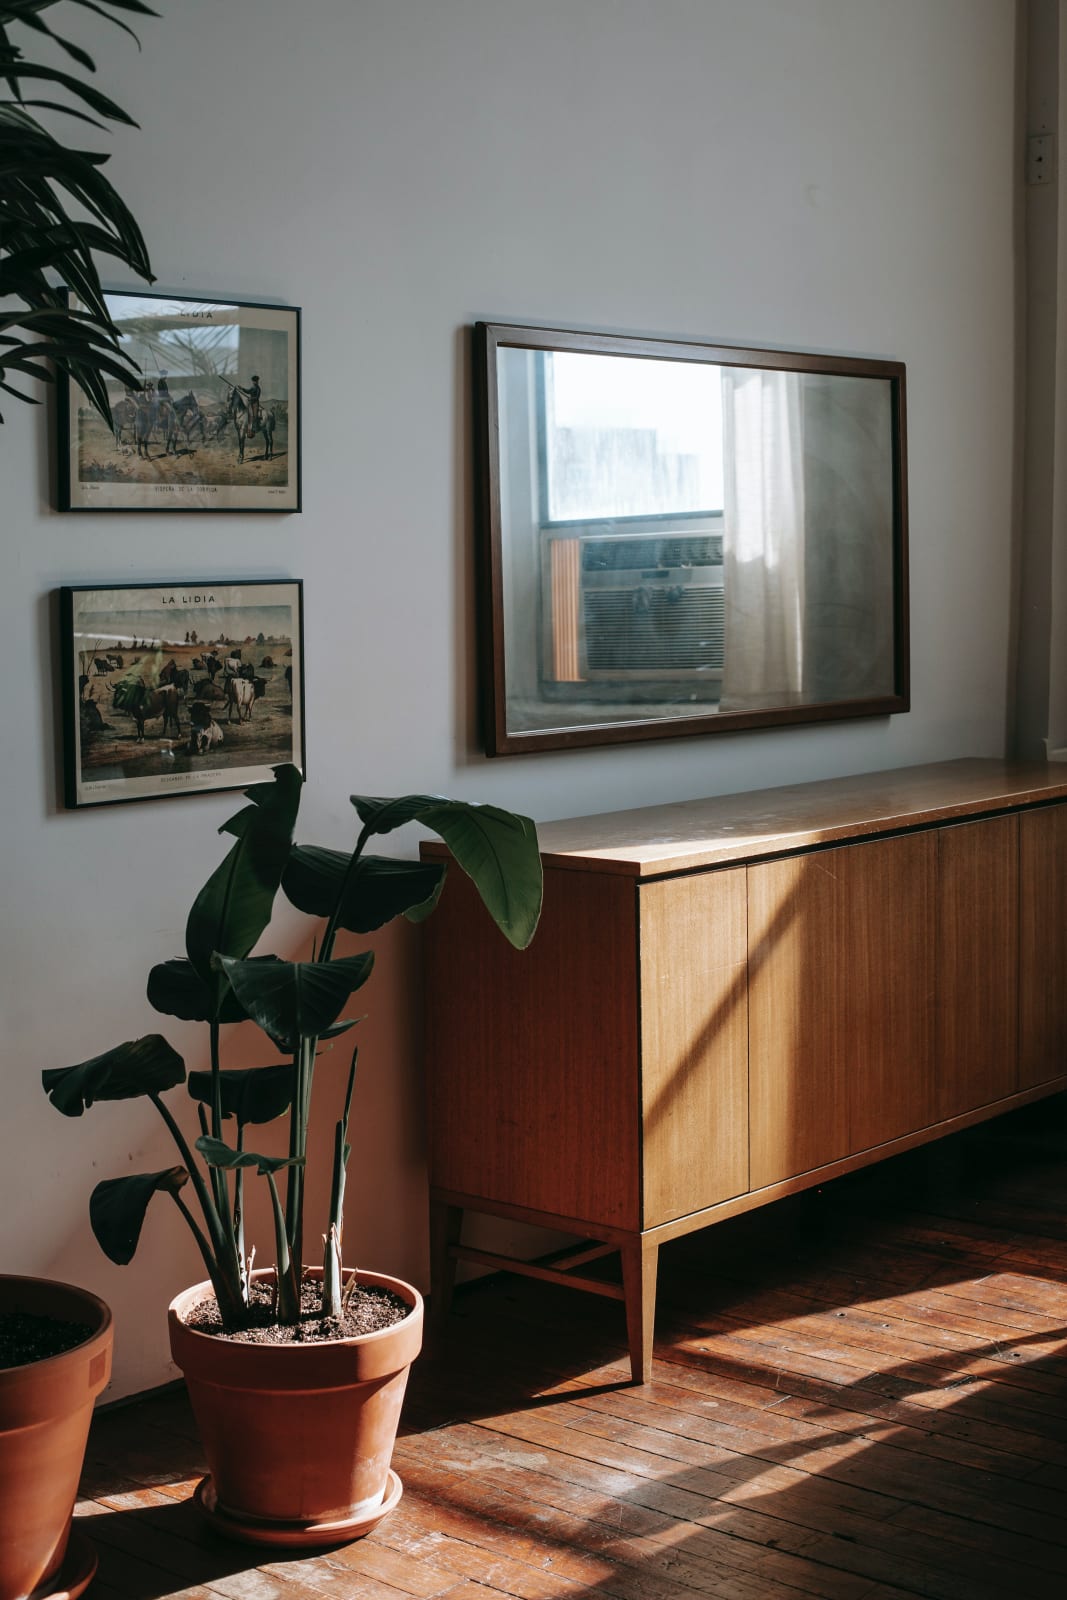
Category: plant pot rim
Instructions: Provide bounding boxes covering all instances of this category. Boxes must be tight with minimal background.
[0,1273,112,1380]
[169,1265,423,1356]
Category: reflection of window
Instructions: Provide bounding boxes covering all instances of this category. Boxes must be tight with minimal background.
[543,528,725,691]
[540,352,724,523]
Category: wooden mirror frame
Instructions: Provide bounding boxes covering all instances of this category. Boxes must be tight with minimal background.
[475,321,909,756]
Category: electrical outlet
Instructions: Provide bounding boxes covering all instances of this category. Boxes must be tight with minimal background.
[1027,134,1054,186]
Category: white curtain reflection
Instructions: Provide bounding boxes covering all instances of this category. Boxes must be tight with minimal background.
[720,370,895,710]
[720,369,806,709]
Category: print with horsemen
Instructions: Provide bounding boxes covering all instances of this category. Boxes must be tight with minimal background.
[58,289,299,511]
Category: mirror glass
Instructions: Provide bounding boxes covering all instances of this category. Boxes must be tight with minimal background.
[476,324,909,754]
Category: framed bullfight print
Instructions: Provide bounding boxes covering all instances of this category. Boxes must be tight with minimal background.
[59,580,305,809]
[56,291,301,512]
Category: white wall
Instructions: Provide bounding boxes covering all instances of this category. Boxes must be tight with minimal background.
[0,0,1020,1398]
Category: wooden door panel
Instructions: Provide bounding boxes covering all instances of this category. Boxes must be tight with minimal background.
[748,851,845,1188]
[424,864,641,1229]
[844,831,937,1152]
[1019,804,1067,1088]
[936,814,1018,1119]
[749,833,936,1188]
[639,867,748,1226]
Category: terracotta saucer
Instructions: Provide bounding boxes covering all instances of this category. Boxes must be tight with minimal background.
[193,1469,403,1547]
[28,1529,98,1600]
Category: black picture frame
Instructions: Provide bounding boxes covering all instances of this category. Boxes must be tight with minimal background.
[59,580,305,809]
[56,290,301,512]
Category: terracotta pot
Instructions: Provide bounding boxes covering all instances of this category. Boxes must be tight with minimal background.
[168,1266,423,1548]
[0,1275,113,1600]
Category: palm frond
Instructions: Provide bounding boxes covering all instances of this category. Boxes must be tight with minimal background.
[0,0,155,425]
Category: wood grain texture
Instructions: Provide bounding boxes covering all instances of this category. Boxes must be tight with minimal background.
[423,770,1067,1389]
[749,834,937,1187]
[621,1235,660,1385]
[638,866,749,1227]
[77,1099,1067,1600]
[423,863,641,1230]
[430,1075,1067,1253]
[936,815,1019,1120]
[748,849,846,1187]
[510,759,1067,877]
[844,831,937,1153]
[1019,802,1067,1089]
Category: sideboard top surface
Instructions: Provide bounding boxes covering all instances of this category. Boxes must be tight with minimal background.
[526,760,1067,878]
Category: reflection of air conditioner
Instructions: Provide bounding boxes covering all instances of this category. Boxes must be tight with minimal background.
[543,530,724,691]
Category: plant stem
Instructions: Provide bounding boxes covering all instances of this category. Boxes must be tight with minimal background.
[150,1093,245,1325]
[284,1040,307,1283]
[171,1192,236,1314]
[320,823,372,960]
[234,1122,246,1294]
[208,1020,229,1222]
[266,1171,300,1323]
[322,1046,358,1318]
[306,824,372,1309]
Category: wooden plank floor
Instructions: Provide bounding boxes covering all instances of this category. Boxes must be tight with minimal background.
[77,1097,1067,1600]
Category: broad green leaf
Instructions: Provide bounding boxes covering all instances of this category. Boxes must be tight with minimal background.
[187,1063,295,1126]
[195,1135,302,1176]
[89,1168,187,1265]
[43,1035,185,1116]
[351,794,543,950]
[185,765,303,1008]
[216,952,374,1051]
[146,954,284,1024]
[350,794,448,835]
[283,846,446,932]
[147,958,244,1023]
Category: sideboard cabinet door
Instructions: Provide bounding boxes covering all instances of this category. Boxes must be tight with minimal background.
[935,815,1018,1120]
[638,867,749,1227]
[424,864,642,1230]
[1019,803,1067,1090]
[748,833,936,1189]
[748,849,844,1189]
[843,831,937,1154]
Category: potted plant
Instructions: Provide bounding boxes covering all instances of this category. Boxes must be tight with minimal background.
[42,764,543,1547]
[0,1277,113,1599]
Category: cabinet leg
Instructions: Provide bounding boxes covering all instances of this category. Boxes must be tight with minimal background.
[621,1236,659,1384]
[429,1199,463,1339]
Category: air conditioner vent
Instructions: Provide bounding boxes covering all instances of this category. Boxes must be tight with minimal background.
[584,587,725,673]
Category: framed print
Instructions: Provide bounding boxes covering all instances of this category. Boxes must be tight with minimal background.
[57,291,301,512]
[60,581,305,809]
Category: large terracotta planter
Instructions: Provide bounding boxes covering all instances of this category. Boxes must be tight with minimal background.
[0,1275,113,1600]
[168,1266,423,1548]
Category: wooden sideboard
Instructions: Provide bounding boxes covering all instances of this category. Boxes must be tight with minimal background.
[422,759,1067,1382]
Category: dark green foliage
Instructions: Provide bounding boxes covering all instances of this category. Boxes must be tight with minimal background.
[0,1,157,422]
[43,762,543,1330]
[185,765,303,1016]
[216,951,374,1053]
[350,794,543,950]
[42,1034,184,1115]
[186,1064,295,1126]
[195,1136,300,1177]
[146,958,250,1025]
[283,848,446,933]
[89,1167,187,1264]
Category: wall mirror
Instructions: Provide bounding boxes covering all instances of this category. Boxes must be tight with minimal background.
[475,322,909,755]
